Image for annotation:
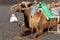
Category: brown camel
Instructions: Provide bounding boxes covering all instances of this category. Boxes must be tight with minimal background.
[10,1,60,38]
[20,2,60,38]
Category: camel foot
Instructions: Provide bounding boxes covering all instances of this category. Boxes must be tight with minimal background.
[29,34,37,39]
[29,30,43,39]
[20,29,31,36]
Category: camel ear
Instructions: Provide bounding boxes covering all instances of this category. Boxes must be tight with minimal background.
[28,3,32,7]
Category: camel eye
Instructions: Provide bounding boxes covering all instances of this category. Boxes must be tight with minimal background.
[21,3,26,8]
[28,4,32,7]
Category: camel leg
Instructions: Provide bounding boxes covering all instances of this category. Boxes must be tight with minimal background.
[17,12,20,27]
[30,18,43,38]
[31,28,33,35]
[30,27,43,38]
[30,25,39,38]
[20,28,31,36]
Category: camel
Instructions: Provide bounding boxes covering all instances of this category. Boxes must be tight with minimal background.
[10,1,47,38]
[10,1,60,38]
[20,2,60,38]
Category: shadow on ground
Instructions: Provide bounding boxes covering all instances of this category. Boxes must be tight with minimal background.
[0,5,60,40]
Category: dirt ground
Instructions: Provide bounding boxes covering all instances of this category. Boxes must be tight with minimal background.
[0,5,60,40]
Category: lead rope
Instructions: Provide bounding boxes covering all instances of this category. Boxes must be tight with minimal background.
[57,16,60,32]
[17,3,22,27]
[31,0,38,36]
[30,12,33,36]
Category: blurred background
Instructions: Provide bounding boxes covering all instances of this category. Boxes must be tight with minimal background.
[0,0,60,5]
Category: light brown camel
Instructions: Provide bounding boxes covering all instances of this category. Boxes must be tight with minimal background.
[20,2,60,38]
[10,1,60,38]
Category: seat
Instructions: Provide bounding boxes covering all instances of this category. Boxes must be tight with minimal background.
[48,16,60,34]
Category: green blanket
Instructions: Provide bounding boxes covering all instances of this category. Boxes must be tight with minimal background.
[37,2,53,20]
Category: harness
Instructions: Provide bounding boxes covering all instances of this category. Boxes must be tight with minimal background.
[30,5,37,17]
[34,9,43,31]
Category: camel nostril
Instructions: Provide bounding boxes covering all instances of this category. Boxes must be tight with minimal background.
[16,9,20,12]
[21,10,25,13]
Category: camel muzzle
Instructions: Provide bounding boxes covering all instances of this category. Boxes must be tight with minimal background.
[16,9,20,12]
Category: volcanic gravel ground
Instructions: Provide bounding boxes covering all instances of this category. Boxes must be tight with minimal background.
[0,5,60,40]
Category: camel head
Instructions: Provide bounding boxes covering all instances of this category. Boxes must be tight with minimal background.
[10,1,32,13]
[10,3,21,13]
[21,1,32,13]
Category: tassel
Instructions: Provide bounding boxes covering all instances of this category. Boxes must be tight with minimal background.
[10,14,18,22]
